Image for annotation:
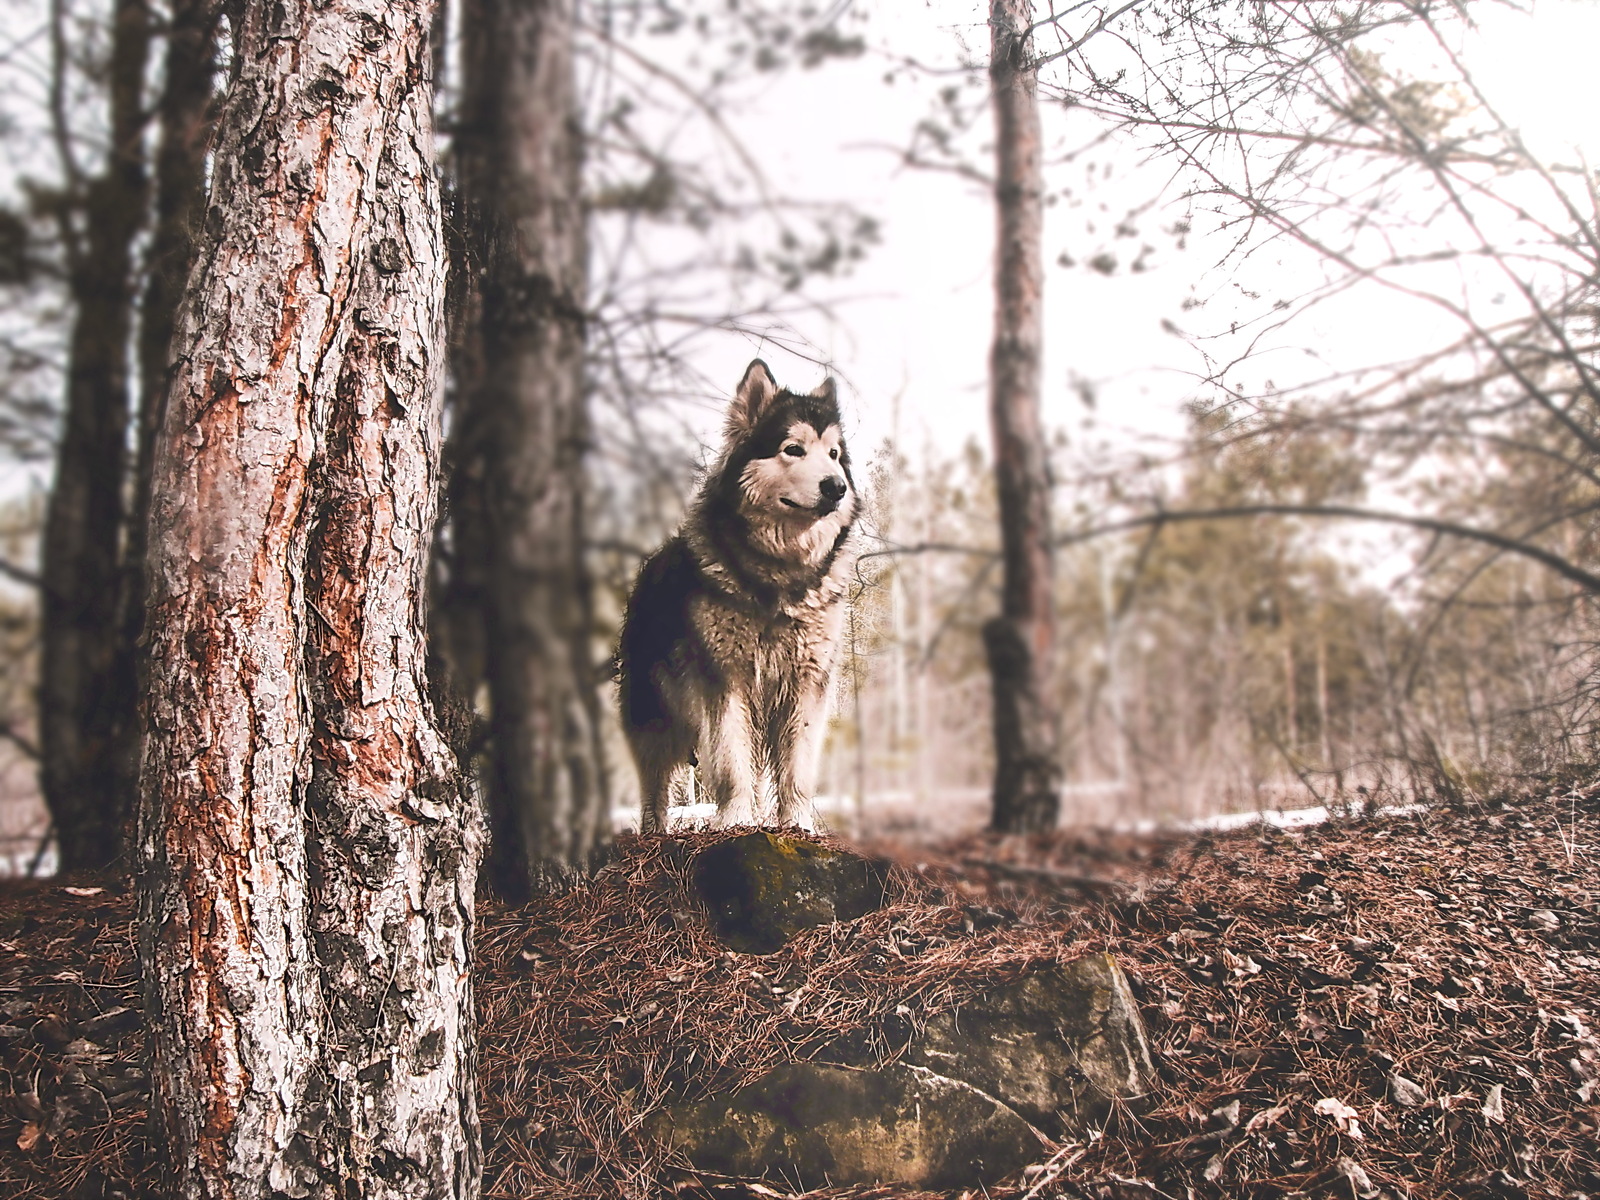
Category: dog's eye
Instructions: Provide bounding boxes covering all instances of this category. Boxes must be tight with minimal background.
[829,448,839,460]
[784,444,805,458]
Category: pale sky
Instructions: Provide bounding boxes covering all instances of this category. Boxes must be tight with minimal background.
[678,0,1201,459]
[2,0,1594,528]
[675,0,1600,478]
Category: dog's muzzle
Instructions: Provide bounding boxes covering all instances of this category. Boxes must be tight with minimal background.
[817,475,847,514]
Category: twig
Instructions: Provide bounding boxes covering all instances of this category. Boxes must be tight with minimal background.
[26,821,54,878]
[1020,1142,1088,1199]
[0,721,39,759]
[0,558,45,591]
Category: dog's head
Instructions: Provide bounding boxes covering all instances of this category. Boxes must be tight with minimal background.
[718,359,856,558]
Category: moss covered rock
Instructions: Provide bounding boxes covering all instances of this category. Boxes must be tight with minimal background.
[650,1062,1044,1190]
[692,832,888,954]
[905,952,1156,1133]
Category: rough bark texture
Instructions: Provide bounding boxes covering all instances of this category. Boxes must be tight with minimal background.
[137,3,481,1197]
[112,0,222,853]
[986,0,1063,834]
[39,0,150,873]
[446,0,608,898]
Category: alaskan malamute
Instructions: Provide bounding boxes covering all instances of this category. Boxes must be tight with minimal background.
[618,359,859,832]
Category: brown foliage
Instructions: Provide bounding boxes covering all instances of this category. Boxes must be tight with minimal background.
[2,790,1598,1198]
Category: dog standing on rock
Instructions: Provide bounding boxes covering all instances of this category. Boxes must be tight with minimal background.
[619,359,859,832]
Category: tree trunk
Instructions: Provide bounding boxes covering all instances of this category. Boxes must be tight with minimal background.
[137,3,480,1197]
[38,0,149,873]
[111,0,221,855]
[449,0,608,898]
[985,0,1062,834]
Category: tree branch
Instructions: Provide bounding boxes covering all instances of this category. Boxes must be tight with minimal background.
[0,558,45,591]
[866,504,1600,596]
[1059,506,1600,596]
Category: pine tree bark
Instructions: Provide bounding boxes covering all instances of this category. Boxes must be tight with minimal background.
[448,0,608,897]
[39,0,150,873]
[985,0,1063,834]
[137,3,480,1197]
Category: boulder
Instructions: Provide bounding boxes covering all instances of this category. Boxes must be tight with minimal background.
[650,1061,1044,1190]
[692,832,888,954]
[904,952,1156,1133]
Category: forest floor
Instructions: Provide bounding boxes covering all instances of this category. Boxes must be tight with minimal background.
[0,784,1596,1199]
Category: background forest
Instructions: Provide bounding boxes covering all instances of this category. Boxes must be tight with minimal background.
[0,0,1596,878]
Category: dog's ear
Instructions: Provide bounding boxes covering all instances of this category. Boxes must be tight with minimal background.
[726,359,780,437]
[811,377,838,407]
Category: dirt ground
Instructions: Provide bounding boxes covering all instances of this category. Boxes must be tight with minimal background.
[1,785,1596,1199]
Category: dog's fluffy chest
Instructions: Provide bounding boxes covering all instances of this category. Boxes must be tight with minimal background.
[691,588,847,696]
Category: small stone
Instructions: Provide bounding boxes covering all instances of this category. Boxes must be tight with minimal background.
[1526,909,1560,932]
[692,832,889,954]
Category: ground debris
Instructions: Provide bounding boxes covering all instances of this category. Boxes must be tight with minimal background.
[0,882,146,1197]
[1,787,1597,1199]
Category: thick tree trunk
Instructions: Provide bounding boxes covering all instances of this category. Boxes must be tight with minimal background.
[38,0,149,873]
[110,0,221,854]
[449,0,608,898]
[985,0,1063,834]
[137,3,480,1198]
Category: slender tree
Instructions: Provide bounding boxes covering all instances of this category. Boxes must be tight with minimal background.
[446,0,608,896]
[137,2,480,1195]
[38,0,150,872]
[985,0,1062,833]
[109,0,222,854]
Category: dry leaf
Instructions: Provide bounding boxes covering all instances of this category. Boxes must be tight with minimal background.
[1245,1100,1293,1131]
[1332,1155,1379,1199]
[1313,1096,1365,1140]
[1388,1072,1427,1108]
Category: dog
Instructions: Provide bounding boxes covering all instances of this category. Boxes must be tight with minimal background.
[618,359,859,832]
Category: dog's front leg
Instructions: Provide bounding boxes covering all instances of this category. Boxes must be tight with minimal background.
[700,695,760,825]
[633,746,679,834]
[770,688,829,830]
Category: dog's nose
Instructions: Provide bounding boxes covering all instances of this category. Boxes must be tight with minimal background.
[820,476,847,502]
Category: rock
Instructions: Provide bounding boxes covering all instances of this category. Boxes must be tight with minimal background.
[651,1061,1043,1190]
[693,832,888,954]
[903,953,1156,1134]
